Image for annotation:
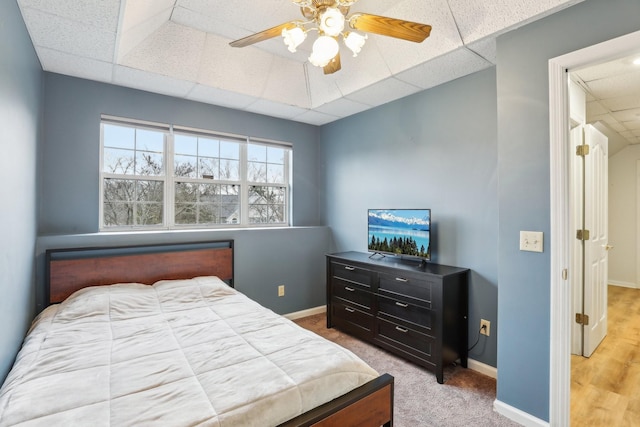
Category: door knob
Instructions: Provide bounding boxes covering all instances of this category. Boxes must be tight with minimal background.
[602,244,614,251]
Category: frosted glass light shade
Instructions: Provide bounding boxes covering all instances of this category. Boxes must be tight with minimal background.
[282,27,306,52]
[319,8,345,37]
[344,32,367,57]
[309,36,339,67]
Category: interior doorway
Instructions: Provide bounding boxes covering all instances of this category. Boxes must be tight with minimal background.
[549,29,640,427]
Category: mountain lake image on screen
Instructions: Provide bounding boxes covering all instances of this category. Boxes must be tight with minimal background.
[367,209,431,260]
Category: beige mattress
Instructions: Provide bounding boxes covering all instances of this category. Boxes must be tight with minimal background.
[0,276,378,426]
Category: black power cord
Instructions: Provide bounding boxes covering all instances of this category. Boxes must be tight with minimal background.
[468,324,487,352]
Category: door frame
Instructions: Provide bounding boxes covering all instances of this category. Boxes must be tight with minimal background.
[549,29,640,427]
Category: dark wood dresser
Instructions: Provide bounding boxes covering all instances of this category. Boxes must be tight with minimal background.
[326,251,469,383]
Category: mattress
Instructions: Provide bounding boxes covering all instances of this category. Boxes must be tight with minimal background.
[0,276,379,426]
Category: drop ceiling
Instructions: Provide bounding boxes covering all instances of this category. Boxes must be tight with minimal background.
[18,0,590,126]
[573,53,640,154]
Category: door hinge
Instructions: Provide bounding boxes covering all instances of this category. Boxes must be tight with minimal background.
[575,313,590,326]
[576,229,590,241]
[576,144,590,156]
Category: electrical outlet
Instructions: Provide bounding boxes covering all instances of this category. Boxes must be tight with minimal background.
[278,285,285,297]
[480,319,490,336]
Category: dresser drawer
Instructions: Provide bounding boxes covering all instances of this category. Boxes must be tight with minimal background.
[378,272,432,307]
[332,280,373,310]
[332,299,375,338]
[377,294,433,334]
[330,261,373,289]
[376,317,434,361]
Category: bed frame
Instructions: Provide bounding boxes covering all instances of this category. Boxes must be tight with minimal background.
[45,240,394,427]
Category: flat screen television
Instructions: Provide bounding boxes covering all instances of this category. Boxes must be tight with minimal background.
[368,209,431,261]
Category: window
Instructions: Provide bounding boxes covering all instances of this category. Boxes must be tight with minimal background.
[100,117,291,230]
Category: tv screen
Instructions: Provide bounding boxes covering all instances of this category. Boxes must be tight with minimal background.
[368,209,431,260]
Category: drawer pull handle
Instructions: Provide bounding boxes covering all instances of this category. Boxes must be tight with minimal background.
[344,286,355,292]
[345,307,355,313]
[344,266,355,271]
[395,277,408,283]
[395,302,409,308]
[395,326,409,333]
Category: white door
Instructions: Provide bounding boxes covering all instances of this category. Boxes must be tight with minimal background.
[583,124,608,357]
[570,124,609,357]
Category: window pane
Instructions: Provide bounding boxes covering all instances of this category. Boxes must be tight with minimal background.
[267,163,285,184]
[104,124,135,149]
[175,182,198,203]
[248,161,267,182]
[103,202,133,226]
[198,137,219,157]
[175,203,196,224]
[248,185,285,224]
[104,148,135,175]
[136,180,163,203]
[267,146,285,164]
[199,157,218,179]
[175,154,197,178]
[175,134,198,156]
[220,140,240,160]
[136,151,164,176]
[248,144,266,162]
[103,178,134,202]
[136,203,163,225]
[136,129,164,152]
[220,159,239,181]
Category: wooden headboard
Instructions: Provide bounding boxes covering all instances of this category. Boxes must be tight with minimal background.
[45,240,234,304]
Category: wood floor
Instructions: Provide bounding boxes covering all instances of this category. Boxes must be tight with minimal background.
[571,285,640,426]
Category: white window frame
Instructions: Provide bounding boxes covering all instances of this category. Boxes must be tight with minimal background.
[99,116,292,231]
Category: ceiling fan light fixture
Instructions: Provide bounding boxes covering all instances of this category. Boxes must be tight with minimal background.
[282,26,307,52]
[309,35,339,67]
[344,31,367,57]
[319,7,345,37]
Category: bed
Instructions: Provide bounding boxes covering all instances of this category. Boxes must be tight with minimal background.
[0,240,394,426]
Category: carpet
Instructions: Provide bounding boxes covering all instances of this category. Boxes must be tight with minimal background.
[294,314,520,427]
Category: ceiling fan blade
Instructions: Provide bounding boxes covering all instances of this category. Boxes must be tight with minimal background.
[349,13,432,43]
[323,52,341,75]
[229,22,296,48]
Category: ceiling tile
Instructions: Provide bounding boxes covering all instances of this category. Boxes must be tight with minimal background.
[290,110,340,126]
[314,97,372,118]
[245,99,309,120]
[601,95,640,112]
[447,0,585,43]
[37,48,114,83]
[20,7,116,62]
[120,22,206,82]
[18,0,120,31]
[186,85,258,111]
[121,0,174,31]
[113,65,196,98]
[118,8,172,61]
[467,37,497,64]
[395,46,492,90]
[344,77,422,107]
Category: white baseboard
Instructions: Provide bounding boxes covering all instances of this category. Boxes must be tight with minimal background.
[494,400,549,427]
[467,358,497,379]
[284,305,326,320]
[609,280,638,289]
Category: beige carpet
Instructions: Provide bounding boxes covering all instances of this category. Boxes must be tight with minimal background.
[294,314,520,427]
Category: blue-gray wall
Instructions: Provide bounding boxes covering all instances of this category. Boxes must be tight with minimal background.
[0,0,43,381]
[35,74,330,316]
[320,68,499,368]
[496,0,640,420]
[497,0,640,420]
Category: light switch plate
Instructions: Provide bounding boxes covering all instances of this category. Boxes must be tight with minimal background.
[520,231,544,252]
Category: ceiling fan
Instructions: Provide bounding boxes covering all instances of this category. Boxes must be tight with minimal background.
[229,0,432,75]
